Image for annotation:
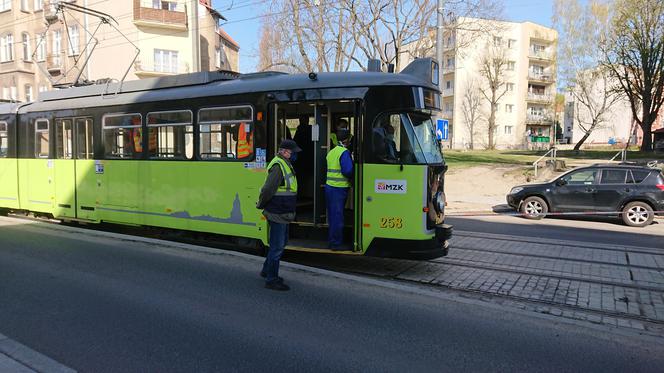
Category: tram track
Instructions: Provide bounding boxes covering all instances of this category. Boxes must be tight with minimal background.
[454,230,664,256]
[447,245,664,272]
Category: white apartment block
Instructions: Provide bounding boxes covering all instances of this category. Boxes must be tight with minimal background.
[402,17,558,150]
[563,73,634,147]
[0,0,239,103]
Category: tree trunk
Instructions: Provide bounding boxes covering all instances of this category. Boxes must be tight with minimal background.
[573,130,591,151]
[469,126,474,150]
[640,105,654,152]
[487,103,496,150]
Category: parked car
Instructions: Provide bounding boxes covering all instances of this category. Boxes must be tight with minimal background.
[507,164,664,227]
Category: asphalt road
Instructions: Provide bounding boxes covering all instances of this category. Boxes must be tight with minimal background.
[1,217,663,372]
[447,214,664,249]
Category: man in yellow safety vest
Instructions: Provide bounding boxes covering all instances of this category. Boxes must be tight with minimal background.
[325,129,353,249]
[256,139,301,291]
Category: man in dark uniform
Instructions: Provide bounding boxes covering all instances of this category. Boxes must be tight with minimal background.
[256,139,301,291]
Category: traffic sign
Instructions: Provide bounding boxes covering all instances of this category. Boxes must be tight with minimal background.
[436,119,449,141]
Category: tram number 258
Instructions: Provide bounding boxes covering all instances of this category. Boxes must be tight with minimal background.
[379,217,403,229]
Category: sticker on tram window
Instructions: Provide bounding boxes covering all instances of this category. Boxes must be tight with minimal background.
[379,217,403,229]
[375,179,407,194]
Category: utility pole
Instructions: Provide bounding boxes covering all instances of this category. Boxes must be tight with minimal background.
[191,0,201,72]
[436,0,450,147]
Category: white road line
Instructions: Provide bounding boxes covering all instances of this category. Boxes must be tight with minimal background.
[0,334,75,373]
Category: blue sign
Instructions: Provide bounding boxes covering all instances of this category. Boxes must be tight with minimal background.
[436,119,449,141]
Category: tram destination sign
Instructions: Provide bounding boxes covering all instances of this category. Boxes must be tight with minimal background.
[375,179,408,194]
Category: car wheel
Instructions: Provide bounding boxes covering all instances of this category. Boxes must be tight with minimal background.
[621,201,654,227]
[520,196,548,220]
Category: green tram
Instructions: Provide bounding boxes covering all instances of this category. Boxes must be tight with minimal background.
[0,58,452,259]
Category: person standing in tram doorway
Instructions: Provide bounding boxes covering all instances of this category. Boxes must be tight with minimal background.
[257,139,301,291]
[325,129,353,250]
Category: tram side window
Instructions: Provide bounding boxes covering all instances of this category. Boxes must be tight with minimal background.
[75,118,94,159]
[0,121,7,157]
[198,106,254,160]
[103,113,142,159]
[147,110,193,159]
[34,119,49,158]
[56,119,73,159]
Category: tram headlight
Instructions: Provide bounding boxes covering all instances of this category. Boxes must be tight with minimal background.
[433,192,445,214]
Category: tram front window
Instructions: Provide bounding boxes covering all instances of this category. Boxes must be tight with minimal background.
[371,111,443,165]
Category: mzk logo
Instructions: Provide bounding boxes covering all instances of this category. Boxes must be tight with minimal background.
[375,180,407,194]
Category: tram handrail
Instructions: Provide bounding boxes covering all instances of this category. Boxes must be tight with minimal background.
[533,147,557,178]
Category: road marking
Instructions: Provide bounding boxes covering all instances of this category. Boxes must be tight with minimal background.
[0,333,76,373]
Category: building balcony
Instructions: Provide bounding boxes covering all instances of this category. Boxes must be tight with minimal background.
[133,0,187,31]
[529,50,554,61]
[528,72,554,83]
[442,109,453,119]
[526,92,554,103]
[134,57,189,78]
[442,88,454,97]
[46,54,62,76]
[443,65,455,74]
[525,114,554,125]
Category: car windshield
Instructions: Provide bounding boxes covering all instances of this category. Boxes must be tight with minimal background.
[370,111,444,165]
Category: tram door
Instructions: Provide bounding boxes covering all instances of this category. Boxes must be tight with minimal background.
[53,118,76,218]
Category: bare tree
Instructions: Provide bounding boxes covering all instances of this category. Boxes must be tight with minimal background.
[478,44,509,150]
[601,0,664,152]
[571,68,623,150]
[460,78,483,149]
[256,0,504,73]
[554,0,621,150]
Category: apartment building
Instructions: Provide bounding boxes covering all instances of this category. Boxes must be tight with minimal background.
[0,0,239,103]
[402,17,558,149]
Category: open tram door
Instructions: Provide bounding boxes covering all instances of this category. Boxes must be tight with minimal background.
[268,100,361,253]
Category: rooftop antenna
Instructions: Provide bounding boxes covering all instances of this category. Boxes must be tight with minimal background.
[34,0,140,93]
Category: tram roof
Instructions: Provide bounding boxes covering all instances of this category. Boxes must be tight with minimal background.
[14,58,440,114]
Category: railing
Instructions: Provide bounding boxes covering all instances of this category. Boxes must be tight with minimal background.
[529,50,553,60]
[526,93,554,103]
[443,66,455,74]
[610,149,627,162]
[442,110,453,118]
[133,0,187,26]
[526,114,554,125]
[528,73,553,82]
[134,57,189,75]
[533,147,557,178]
[442,88,454,96]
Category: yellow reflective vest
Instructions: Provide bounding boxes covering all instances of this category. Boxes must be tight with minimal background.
[326,145,351,188]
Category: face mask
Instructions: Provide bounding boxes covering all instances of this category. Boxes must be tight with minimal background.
[290,152,298,162]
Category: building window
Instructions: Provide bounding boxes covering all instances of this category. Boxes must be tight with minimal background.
[68,25,79,55]
[25,84,32,102]
[493,36,502,46]
[504,126,513,135]
[147,110,194,159]
[508,39,516,49]
[0,121,7,157]
[103,113,143,158]
[446,57,454,68]
[2,88,8,100]
[198,106,254,160]
[52,30,61,58]
[215,48,221,69]
[153,0,177,11]
[1,34,14,62]
[9,86,16,101]
[507,61,515,71]
[445,80,453,89]
[22,33,31,61]
[34,0,42,11]
[0,0,11,11]
[505,104,514,113]
[506,83,515,92]
[531,65,544,75]
[35,119,49,158]
[21,0,29,11]
[36,34,46,61]
[154,49,178,73]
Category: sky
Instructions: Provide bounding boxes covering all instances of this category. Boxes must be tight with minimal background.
[212,0,557,73]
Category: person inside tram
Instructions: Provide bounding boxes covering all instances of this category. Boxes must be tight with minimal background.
[330,118,350,148]
[385,124,398,160]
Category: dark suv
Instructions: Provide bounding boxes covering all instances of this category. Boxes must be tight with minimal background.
[507,164,664,227]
